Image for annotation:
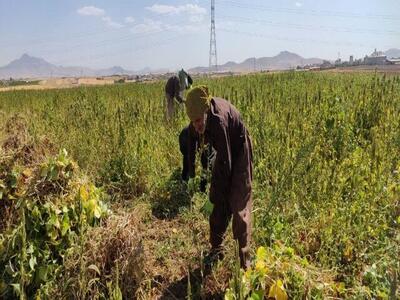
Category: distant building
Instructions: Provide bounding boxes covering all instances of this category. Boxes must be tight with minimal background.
[364,55,388,65]
[364,48,388,65]
[364,55,387,65]
[387,58,400,65]
[371,48,385,56]
[354,58,363,66]
[349,55,354,65]
[320,60,333,69]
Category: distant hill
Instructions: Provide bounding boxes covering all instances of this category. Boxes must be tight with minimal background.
[0,54,164,79]
[133,66,170,75]
[189,51,324,73]
[384,48,400,58]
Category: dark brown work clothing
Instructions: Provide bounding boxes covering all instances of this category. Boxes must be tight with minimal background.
[201,97,253,268]
[165,76,184,103]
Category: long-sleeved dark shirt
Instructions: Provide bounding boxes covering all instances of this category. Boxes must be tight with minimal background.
[204,97,253,202]
[165,76,184,103]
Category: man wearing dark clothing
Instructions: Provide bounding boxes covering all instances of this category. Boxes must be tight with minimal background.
[165,76,184,102]
[185,86,253,269]
[165,69,193,120]
[179,124,214,192]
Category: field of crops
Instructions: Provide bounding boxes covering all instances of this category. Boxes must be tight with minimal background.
[0,71,399,299]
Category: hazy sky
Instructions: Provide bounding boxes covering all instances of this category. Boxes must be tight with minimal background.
[0,0,399,71]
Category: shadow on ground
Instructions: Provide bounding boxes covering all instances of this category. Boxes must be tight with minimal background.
[151,168,193,220]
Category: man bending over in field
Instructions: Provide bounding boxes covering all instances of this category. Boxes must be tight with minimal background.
[185,86,253,269]
[164,69,193,121]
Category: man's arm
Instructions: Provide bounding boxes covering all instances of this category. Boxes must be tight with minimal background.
[175,93,184,104]
[212,117,232,180]
[187,123,197,178]
[174,78,184,103]
[207,115,232,199]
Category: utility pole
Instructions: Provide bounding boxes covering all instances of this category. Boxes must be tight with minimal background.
[209,0,218,73]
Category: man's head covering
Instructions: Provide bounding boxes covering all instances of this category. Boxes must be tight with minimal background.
[185,85,211,121]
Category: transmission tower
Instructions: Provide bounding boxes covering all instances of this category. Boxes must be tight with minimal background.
[209,0,218,73]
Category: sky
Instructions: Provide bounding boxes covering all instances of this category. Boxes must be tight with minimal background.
[0,0,399,71]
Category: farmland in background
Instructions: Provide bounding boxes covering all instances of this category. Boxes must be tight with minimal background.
[0,71,399,299]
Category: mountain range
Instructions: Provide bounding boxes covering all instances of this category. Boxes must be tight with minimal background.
[384,48,400,59]
[189,49,400,73]
[189,51,324,73]
[0,54,168,79]
[1,48,399,79]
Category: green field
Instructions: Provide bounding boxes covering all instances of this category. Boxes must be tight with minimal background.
[0,72,399,299]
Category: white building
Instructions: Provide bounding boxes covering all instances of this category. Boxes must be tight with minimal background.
[364,49,388,65]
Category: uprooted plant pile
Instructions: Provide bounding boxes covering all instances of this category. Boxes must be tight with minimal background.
[0,116,144,299]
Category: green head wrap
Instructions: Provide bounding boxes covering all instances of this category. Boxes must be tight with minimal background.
[185,85,211,121]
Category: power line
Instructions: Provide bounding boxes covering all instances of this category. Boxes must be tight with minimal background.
[4,21,195,67]
[0,25,126,48]
[0,20,192,51]
[197,0,400,21]
[218,28,395,51]
[218,14,400,36]
[59,33,192,67]
[220,0,400,20]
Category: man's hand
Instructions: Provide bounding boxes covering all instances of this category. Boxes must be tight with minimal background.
[176,94,185,104]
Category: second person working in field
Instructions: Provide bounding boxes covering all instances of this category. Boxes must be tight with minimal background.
[164,69,193,121]
[185,85,253,269]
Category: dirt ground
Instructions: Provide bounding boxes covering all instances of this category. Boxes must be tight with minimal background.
[0,77,116,92]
